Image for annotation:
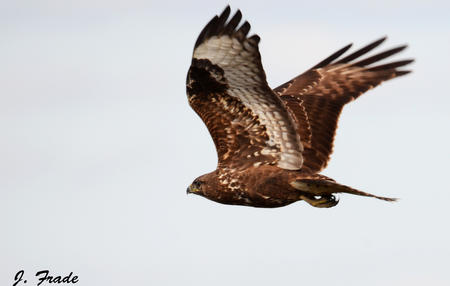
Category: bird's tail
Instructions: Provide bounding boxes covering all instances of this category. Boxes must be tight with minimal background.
[290,178,397,202]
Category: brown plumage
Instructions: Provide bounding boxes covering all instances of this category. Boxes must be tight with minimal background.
[186,6,413,208]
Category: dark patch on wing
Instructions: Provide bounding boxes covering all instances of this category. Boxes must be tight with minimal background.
[187,59,228,97]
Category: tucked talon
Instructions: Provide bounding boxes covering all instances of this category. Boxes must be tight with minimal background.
[318,195,339,208]
[300,194,339,208]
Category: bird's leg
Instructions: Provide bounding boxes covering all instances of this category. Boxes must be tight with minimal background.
[299,194,339,208]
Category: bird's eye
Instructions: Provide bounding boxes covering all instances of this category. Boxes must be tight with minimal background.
[193,180,202,188]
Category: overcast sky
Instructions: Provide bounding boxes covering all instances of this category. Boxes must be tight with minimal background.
[1,1,449,285]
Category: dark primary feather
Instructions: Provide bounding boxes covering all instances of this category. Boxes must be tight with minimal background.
[194,7,250,49]
[274,37,413,173]
[354,45,408,66]
[312,43,353,69]
[335,37,386,64]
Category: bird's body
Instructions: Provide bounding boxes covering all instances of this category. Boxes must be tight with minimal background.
[194,166,303,208]
[186,6,412,208]
[194,166,392,208]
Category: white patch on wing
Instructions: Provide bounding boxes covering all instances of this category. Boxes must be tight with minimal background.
[194,36,303,170]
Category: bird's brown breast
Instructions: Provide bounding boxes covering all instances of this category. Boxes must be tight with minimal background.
[200,165,307,208]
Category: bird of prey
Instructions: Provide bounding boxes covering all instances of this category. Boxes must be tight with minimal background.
[186,6,412,208]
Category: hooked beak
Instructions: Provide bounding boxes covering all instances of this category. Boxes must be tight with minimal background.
[187,184,200,195]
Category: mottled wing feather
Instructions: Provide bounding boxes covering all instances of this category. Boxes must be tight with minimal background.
[274,37,413,173]
[187,7,303,170]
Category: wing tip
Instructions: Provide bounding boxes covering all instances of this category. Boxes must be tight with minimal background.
[335,36,388,64]
[352,44,410,67]
[193,6,258,50]
[223,5,231,15]
[313,36,412,70]
[367,58,415,72]
[395,70,412,77]
[194,15,219,49]
[312,42,353,69]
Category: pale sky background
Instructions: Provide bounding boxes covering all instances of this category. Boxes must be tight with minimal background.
[1,0,449,285]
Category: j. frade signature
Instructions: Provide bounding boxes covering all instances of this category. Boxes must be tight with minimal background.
[13,270,78,286]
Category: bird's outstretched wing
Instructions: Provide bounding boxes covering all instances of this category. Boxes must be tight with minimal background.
[274,37,413,173]
[187,6,303,170]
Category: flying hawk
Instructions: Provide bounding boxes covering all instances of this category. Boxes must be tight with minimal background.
[186,6,412,208]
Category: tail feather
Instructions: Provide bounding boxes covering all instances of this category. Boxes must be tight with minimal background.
[290,179,397,202]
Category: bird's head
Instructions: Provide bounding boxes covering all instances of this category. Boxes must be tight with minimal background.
[187,178,205,196]
[187,172,218,198]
